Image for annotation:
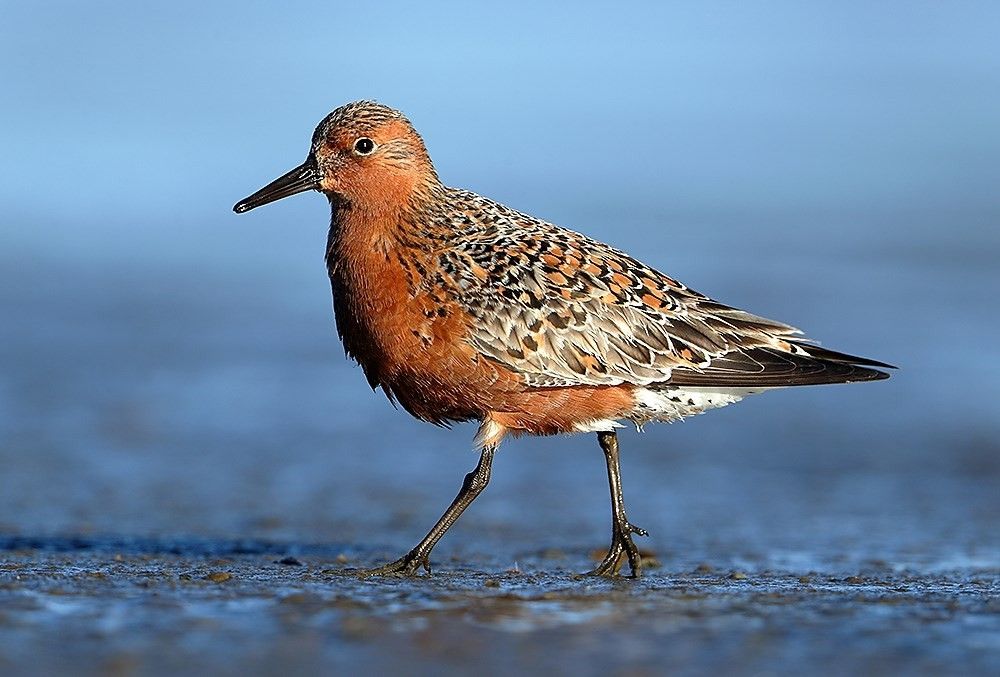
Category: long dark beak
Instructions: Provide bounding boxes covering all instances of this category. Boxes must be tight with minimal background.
[233,158,319,213]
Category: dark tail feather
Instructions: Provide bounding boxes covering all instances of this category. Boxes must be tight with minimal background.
[666,346,894,387]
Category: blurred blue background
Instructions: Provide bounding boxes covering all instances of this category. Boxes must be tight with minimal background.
[1,1,998,568]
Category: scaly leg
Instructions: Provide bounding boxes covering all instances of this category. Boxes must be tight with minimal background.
[585,430,648,578]
[355,445,496,576]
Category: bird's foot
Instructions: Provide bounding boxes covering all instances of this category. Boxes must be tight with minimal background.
[348,549,432,578]
[582,520,648,578]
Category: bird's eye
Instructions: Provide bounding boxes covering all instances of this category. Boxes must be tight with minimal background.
[353,137,376,155]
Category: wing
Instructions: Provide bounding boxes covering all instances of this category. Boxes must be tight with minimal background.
[435,193,891,388]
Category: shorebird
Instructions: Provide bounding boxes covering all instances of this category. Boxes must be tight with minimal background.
[234,101,892,577]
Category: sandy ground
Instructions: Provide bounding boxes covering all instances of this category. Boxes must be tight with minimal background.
[2,533,999,676]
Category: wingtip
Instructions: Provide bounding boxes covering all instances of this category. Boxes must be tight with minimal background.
[856,367,893,382]
[792,343,897,371]
[859,358,897,370]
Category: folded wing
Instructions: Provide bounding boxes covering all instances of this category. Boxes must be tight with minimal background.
[438,196,892,389]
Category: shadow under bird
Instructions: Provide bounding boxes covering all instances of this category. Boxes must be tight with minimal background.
[234,101,893,577]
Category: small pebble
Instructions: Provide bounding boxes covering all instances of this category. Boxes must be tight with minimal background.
[729,571,748,580]
[205,571,232,583]
[277,556,302,566]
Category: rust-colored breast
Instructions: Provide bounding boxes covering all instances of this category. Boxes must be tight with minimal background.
[326,216,639,435]
[327,219,510,425]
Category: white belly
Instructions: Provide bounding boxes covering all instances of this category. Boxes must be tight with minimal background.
[570,385,770,434]
[629,386,768,425]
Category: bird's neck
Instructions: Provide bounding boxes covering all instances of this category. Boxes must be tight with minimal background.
[326,179,450,259]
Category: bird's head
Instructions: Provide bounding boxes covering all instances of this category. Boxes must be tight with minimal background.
[234,101,437,214]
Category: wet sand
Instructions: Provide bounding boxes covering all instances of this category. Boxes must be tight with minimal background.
[2,535,998,676]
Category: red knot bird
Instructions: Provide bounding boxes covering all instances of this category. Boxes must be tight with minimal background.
[234,100,893,577]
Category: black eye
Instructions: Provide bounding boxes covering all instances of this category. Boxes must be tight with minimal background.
[353,137,375,155]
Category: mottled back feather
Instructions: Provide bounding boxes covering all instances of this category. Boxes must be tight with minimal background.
[428,189,890,388]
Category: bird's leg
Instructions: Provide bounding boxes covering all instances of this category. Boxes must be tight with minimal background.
[354,445,496,577]
[585,430,648,578]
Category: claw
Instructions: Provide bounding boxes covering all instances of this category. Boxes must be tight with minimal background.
[581,519,649,578]
[350,549,431,577]
[582,543,626,577]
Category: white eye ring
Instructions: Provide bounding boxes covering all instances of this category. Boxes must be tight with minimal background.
[353,137,376,155]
